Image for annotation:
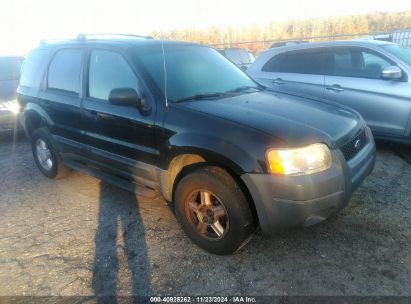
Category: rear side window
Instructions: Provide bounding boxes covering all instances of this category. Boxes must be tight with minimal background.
[262,54,282,72]
[88,50,139,101]
[48,49,82,94]
[20,50,48,87]
[279,51,324,74]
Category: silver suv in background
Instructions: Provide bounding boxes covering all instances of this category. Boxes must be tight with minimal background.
[247,40,411,144]
[217,48,255,71]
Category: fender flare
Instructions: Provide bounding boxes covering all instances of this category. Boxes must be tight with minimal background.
[22,103,54,135]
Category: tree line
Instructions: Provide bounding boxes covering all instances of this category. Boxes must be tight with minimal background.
[152,10,411,53]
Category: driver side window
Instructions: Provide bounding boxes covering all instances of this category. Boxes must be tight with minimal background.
[361,51,391,79]
[331,48,392,79]
[89,50,139,101]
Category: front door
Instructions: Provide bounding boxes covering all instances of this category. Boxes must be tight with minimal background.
[81,49,158,183]
[324,47,411,137]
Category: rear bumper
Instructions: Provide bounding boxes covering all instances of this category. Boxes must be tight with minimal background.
[241,127,376,233]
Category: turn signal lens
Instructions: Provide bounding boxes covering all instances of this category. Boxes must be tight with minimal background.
[266,143,332,175]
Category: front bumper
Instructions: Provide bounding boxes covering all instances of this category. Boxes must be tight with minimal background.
[241,127,376,233]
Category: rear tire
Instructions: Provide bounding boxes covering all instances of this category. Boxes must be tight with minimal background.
[31,128,71,179]
[174,166,255,255]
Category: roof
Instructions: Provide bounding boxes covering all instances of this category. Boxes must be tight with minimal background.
[36,36,203,51]
[0,55,25,59]
[260,39,394,55]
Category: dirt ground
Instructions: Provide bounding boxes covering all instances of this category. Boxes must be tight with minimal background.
[0,134,410,298]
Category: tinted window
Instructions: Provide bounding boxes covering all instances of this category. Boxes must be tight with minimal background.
[89,50,139,100]
[0,57,24,81]
[331,48,392,79]
[138,46,257,102]
[48,49,82,93]
[333,49,351,68]
[262,54,282,72]
[20,50,48,87]
[279,51,323,74]
[362,51,391,78]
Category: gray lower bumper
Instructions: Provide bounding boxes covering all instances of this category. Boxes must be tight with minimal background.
[242,128,376,233]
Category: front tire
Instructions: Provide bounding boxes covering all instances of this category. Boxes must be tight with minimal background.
[174,166,255,255]
[31,128,70,179]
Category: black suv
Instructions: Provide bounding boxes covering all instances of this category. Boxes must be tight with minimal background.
[18,35,376,255]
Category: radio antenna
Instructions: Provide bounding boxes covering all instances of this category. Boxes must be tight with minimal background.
[161,35,168,108]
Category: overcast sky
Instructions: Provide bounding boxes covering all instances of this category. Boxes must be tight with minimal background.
[1,0,411,55]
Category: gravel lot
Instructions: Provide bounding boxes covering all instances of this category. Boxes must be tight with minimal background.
[0,134,410,297]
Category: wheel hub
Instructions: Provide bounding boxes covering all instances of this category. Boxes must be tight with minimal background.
[198,207,215,224]
[185,190,229,239]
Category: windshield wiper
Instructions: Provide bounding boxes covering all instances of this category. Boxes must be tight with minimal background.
[226,85,262,93]
[173,92,230,103]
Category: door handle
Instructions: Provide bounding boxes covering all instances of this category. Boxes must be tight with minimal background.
[272,78,286,85]
[85,110,110,120]
[326,85,344,92]
[84,110,100,122]
[96,112,111,119]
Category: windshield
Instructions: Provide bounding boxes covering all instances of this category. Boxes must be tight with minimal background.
[137,45,258,102]
[381,44,411,66]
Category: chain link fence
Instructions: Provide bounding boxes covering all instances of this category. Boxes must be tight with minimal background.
[209,28,411,54]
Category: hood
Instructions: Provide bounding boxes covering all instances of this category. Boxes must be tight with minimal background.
[178,90,364,149]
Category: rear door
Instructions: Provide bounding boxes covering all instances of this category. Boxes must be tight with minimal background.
[324,47,410,137]
[39,48,85,146]
[253,48,325,99]
[81,48,158,184]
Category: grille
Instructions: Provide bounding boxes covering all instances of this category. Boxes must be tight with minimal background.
[340,129,367,161]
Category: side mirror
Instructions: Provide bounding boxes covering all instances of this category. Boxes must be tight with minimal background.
[108,88,142,107]
[381,66,402,80]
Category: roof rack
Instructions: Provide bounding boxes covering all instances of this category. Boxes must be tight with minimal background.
[39,33,154,46]
[77,33,154,40]
[39,38,74,45]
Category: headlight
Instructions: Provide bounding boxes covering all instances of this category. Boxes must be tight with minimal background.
[266,143,332,175]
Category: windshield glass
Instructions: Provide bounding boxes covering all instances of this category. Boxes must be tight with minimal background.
[137,45,258,102]
[381,44,411,66]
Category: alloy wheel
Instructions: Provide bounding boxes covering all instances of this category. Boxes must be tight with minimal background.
[185,190,229,240]
[35,139,53,171]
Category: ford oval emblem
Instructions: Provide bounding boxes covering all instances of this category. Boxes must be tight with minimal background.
[354,139,362,150]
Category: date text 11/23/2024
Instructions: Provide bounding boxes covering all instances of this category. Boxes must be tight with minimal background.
[149,296,257,303]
